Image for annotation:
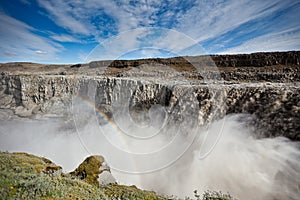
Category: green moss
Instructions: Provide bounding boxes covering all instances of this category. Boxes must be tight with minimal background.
[0,152,106,199]
[0,152,168,200]
[100,184,167,200]
[69,155,104,186]
[0,151,234,200]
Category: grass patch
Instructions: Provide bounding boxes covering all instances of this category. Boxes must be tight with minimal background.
[0,152,235,200]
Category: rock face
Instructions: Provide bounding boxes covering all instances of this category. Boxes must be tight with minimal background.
[211,51,300,67]
[0,75,299,140]
[0,75,75,117]
[70,155,115,186]
[89,51,300,68]
[0,51,299,140]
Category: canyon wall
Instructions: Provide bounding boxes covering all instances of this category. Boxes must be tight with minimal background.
[88,51,300,68]
[0,75,299,140]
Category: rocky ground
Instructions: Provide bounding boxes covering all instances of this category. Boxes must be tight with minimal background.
[1,51,299,81]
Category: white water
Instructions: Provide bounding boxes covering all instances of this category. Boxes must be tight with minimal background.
[0,113,299,200]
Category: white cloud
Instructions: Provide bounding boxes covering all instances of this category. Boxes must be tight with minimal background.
[175,0,299,43]
[32,0,300,60]
[35,50,48,54]
[86,28,147,61]
[0,12,62,62]
[2,52,18,57]
[140,49,162,58]
[51,34,80,43]
[220,28,300,54]
[36,0,177,38]
[37,0,91,35]
[85,27,206,61]
[152,29,201,54]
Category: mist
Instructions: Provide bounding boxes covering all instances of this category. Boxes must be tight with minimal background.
[0,109,299,199]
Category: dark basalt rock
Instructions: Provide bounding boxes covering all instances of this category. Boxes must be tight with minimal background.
[70,63,82,68]
[211,51,300,67]
[89,51,300,69]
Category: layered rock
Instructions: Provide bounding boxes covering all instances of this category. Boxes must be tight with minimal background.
[0,74,299,140]
[0,51,299,140]
[89,51,300,68]
[211,51,300,67]
[0,75,76,117]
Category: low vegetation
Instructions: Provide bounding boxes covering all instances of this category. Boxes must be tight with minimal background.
[0,151,234,200]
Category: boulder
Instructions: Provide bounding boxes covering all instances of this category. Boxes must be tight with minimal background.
[70,155,116,186]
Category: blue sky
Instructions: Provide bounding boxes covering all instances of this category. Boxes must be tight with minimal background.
[0,0,300,63]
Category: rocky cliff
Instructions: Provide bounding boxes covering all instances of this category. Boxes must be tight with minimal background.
[88,51,300,68]
[0,51,299,140]
[211,51,300,67]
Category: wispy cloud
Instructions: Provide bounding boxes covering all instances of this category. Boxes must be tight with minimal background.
[175,0,297,41]
[51,34,80,43]
[167,0,299,55]
[37,0,91,35]
[0,12,62,62]
[2,52,18,57]
[221,28,300,54]
[36,0,300,57]
[2,0,299,63]
[36,0,193,39]
[85,27,204,61]
[86,28,146,61]
[35,0,202,60]
[35,50,48,54]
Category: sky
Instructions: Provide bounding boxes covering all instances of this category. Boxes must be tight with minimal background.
[0,0,300,64]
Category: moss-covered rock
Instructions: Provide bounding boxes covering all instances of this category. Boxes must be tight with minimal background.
[0,151,234,200]
[7,152,62,175]
[69,155,116,186]
[0,152,169,200]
